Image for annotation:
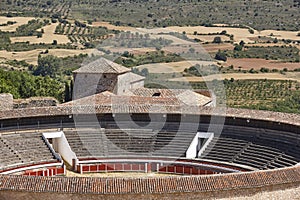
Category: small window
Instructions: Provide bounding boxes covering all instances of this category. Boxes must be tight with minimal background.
[152,92,161,97]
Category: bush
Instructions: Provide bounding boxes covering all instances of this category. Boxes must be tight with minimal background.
[215,51,227,61]
[260,67,270,73]
[34,55,61,77]
[234,45,243,51]
[213,36,222,44]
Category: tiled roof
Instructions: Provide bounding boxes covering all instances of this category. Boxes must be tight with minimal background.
[128,88,212,106]
[0,106,299,126]
[0,166,299,194]
[63,88,211,108]
[73,57,130,74]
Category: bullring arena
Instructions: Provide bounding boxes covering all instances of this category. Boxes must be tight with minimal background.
[0,105,299,199]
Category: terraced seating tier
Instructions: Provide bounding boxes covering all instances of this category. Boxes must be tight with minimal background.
[199,125,300,170]
[64,129,198,159]
[0,132,58,171]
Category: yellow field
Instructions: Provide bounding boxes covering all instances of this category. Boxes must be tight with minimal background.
[0,49,99,65]
[46,48,100,58]
[186,35,230,42]
[150,34,194,45]
[10,23,70,44]
[136,60,216,73]
[92,21,136,31]
[225,58,300,71]
[0,16,34,32]
[0,49,43,65]
[105,47,156,54]
[96,21,299,45]
[169,73,300,82]
[202,43,235,53]
[167,26,299,44]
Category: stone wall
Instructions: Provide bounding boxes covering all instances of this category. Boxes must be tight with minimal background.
[117,73,144,95]
[0,93,13,111]
[13,97,58,109]
[73,73,118,98]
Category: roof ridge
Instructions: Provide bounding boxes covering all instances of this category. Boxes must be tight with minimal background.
[74,57,130,74]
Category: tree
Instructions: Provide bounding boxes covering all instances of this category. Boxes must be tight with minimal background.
[212,36,222,44]
[141,68,149,76]
[70,79,73,100]
[64,81,71,102]
[34,55,61,77]
[189,48,195,53]
[260,67,270,73]
[37,32,43,38]
[220,30,227,35]
[52,40,57,45]
[215,51,227,61]
[234,45,243,51]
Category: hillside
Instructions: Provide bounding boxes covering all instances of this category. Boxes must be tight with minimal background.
[0,0,299,31]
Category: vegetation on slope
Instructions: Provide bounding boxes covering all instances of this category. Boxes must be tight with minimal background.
[227,46,300,62]
[1,0,299,31]
[0,68,64,101]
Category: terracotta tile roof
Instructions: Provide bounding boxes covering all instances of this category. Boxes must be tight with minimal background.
[62,88,212,108]
[73,57,130,74]
[0,106,299,126]
[0,166,299,194]
[128,88,212,106]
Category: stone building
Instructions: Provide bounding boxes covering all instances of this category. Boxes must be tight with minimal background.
[73,57,145,99]
[71,57,213,107]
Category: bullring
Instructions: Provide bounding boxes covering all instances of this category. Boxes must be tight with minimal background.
[0,105,299,199]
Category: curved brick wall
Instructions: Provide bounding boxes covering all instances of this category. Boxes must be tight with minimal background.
[0,166,299,197]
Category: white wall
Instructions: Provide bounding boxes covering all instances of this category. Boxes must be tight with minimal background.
[43,131,78,166]
[186,132,214,158]
[57,133,78,166]
[130,81,144,90]
[117,73,144,95]
[186,133,200,158]
[197,132,215,157]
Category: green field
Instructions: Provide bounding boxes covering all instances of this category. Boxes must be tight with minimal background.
[1,0,299,31]
[143,72,300,114]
